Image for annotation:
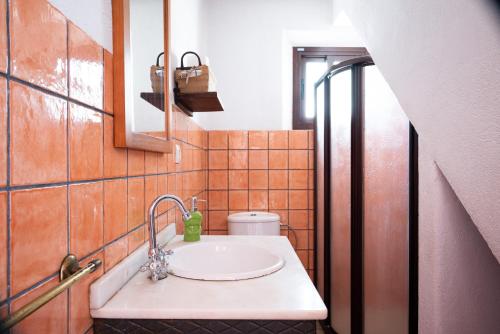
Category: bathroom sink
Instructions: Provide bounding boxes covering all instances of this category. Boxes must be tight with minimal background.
[167,241,285,281]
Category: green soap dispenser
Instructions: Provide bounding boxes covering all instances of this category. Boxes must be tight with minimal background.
[184,197,204,242]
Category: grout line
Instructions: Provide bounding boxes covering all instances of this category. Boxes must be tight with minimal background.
[9,76,113,118]
[0,170,207,193]
[65,19,72,333]
[66,16,71,257]
[8,271,59,305]
[5,0,12,321]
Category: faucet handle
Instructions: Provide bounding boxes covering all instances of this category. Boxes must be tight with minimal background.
[141,248,172,281]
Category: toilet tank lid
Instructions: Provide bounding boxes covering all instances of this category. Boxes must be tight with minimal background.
[228,212,280,223]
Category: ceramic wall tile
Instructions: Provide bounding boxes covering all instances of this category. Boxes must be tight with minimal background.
[248,131,268,149]
[208,131,228,149]
[249,190,268,210]
[127,149,145,176]
[69,182,104,258]
[229,170,248,190]
[10,0,67,95]
[228,131,248,149]
[68,23,103,109]
[249,150,268,169]
[208,211,228,231]
[269,190,288,210]
[69,103,103,181]
[11,277,68,334]
[127,177,145,230]
[10,186,67,294]
[209,150,228,170]
[268,131,288,149]
[208,190,228,210]
[103,179,127,243]
[269,150,288,169]
[228,190,249,210]
[103,115,126,178]
[104,237,128,272]
[289,130,309,149]
[248,170,268,190]
[289,170,308,189]
[209,170,228,190]
[10,82,67,185]
[145,152,158,174]
[228,150,248,169]
[289,150,308,169]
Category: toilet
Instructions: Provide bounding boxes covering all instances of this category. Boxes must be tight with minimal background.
[228,212,281,236]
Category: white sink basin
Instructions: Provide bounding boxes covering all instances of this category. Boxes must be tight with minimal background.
[167,241,285,281]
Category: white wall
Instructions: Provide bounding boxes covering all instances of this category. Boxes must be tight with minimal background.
[194,0,358,130]
[48,0,113,52]
[170,0,206,68]
[335,0,500,262]
[419,143,500,333]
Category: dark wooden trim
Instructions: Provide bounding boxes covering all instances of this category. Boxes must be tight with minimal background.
[112,0,126,147]
[409,124,419,334]
[350,64,364,334]
[292,47,368,130]
[323,77,332,327]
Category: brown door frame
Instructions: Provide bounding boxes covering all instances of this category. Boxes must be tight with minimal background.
[293,47,368,130]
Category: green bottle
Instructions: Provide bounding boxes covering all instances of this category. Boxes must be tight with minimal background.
[184,197,203,242]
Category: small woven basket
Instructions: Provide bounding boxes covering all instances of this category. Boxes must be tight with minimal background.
[150,52,164,93]
[174,51,215,93]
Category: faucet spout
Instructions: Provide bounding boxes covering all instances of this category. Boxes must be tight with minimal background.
[148,194,191,252]
[144,194,192,281]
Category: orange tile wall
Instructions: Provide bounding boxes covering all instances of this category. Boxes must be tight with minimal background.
[207,130,315,277]
[0,0,207,333]
[0,0,317,332]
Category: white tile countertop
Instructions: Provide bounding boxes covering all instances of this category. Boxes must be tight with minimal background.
[90,226,327,320]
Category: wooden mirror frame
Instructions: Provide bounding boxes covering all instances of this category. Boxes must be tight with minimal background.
[112,0,172,153]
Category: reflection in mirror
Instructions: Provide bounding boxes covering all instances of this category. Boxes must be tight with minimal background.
[129,0,166,139]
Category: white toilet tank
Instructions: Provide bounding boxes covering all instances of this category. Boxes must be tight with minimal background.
[228,212,280,236]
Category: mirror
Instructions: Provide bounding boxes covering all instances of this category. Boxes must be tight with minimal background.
[112,0,172,153]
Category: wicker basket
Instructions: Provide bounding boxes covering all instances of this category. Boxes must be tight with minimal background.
[150,52,164,93]
[175,51,215,93]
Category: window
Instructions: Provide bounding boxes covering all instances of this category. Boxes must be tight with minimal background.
[292,47,368,129]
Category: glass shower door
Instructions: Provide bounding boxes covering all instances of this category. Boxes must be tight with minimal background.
[329,68,353,334]
[363,65,410,334]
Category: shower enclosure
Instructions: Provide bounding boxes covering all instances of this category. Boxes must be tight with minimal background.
[314,57,418,334]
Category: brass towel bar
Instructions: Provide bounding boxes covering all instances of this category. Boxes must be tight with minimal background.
[0,254,102,332]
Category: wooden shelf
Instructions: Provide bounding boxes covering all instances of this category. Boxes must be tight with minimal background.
[174,90,224,117]
[140,92,165,112]
[141,91,224,117]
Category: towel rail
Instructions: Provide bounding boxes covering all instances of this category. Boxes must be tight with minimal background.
[0,254,101,331]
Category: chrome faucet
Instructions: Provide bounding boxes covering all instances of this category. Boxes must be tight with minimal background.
[142,194,192,281]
